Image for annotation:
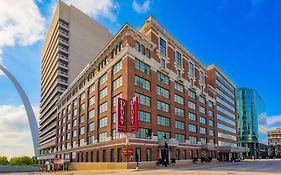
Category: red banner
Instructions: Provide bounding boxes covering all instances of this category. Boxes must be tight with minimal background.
[116,97,126,133]
[122,148,133,155]
[129,96,139,132]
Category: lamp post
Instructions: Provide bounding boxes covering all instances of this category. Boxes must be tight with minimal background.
[163,134,169,167]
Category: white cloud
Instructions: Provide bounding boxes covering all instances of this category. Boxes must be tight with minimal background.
[62,0,119,22]
[267,115,281,126]
[0,104,39,159]
[0,0,45,75]
[132,0,150,14]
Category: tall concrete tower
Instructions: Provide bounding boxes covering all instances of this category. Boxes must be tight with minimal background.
[39,0,113,162]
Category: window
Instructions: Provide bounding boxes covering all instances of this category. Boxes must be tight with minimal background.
[157,72,169,85]
[208,101,213,108]
[80,92,86,100]
[157,86,169,98]
[99,132,107,142]
[175,120,184,130]
[73,119,77,127]
[188,101,196,110]
[189,136,197,144]
[88,109,95,119]
[189,124,197,132]
[99,87,107,100]
[73,99,77,106]
[199,96,205,104]
[174,94,184,105]
[72,130,77,137]
[199,71,205,84]
[88,136,94,144]
[88,122,95,132]
[80,115,85,123]
[216,96,235,112]
[199,106,205,114]
[208,110,214,117]
[160,58,166,68]
[201,138,207,144]
[216,87,235,104]
[209,130,214,136]
[157,101,169,112]
[157,115,170,126]
[189,62,194,77]
[73,109,77,116]
[141,44,145,55]
[112,113,116,123]
[200,127,206,135]
[135,128,150,139]
[215,71,235,91]
[157,131,170,140]
[99,73,107,85]
[113,61,122,74]
[113,76,122,90]
[67,114,71,121]
[80,103,86,112]
[112,129,121,140]
[175,107,184,117]
[218,132,237,141]
[217,106,235,119]
[188,90,196,98]
[135,59,150,74]
[79,138,86,146]
[159,37,166,56]
[112,93,122,107]
[135,92,151,106]
[145,48,150,58]
[217,123,236,133]
[176,51,182,67]
[139,111,151,123]
[175,134,185,142]
[99,102,108,113]
[217,114,236,126]
[99,117,107,128]
[188,112,196,121]
[89,84,95,94]
[80,126,85,135]
[146,149,152,161]
[135,76,150,90]
[89,96,95,106]
[174,82,184,92]
[200,117,206,124]
[135,41,140,52]
[209,120,214,126]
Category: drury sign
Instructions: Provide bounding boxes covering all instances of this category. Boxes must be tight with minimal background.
[116,97,139,133]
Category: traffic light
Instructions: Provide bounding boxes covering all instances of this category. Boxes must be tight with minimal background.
[147,129,152,138]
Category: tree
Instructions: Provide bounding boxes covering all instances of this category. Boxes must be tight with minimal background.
[0,156,8,165]
[9,156,33,165]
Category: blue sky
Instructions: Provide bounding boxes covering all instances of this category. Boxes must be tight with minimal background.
[0,0,281,157]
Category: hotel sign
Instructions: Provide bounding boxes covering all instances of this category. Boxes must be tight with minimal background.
[116,96,139,133]
[129,96,139,132]
[116,97,126,133]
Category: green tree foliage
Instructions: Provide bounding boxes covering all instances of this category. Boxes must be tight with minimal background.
[9,156,34,165]
[0,156,9,165]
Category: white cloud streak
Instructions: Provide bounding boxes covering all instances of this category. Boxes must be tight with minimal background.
[267,115,281,126]
[0,104,39,159]
[132,0,150,14]
[62,0,119,22]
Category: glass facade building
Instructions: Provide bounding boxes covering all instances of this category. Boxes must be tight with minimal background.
[236,88,268,158]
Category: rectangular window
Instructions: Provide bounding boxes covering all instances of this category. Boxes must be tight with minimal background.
[217,123,236,133]
[188,112,196,121]
[189,136,197,144]
[157,115,170,126]
[175,107,184,117]
[80,126,85,135]
[199,71,205,84]
[112,129,121,140]
[99,117,107,128]
[188,90,196,98]
[189,124,197,132]
[80,103,86,112]
[160,58,166,68]
[139,111,151,123]
[175,133,185,142]
[88,109,95,119]
[175,120,184,130]
[88,136,94,144]
[146,148,152,161]
[200,127,206,135]
[208,110,214,117]
[201,138,207,144]
[135,128,149,139]
[89,84,95,94]
[189,62,194,77]
[157,72,169,85]
[135,59,150,74]
[157,131,170,140]
[80,115,85,123]
[157,101,169,112]
[113,60,122,74]
[73,119,77,127]
[174,94,184,105]
[209,130,214,136]
[99,87,108,100]
[135,41,140,52]
[176,51,182,67]
[99,102,108,113]
[188,101,196,110]
[73,109,77,116]
[209,119,214,126]
[199,96,205,104]
[135,76,150,90]
[159,37,166,56]
[80,92,86,100]
[89,96,95,106]
[113,76,122,91]
[208,101,213,108]
[200,117,206,124]
[99,73,108,85]
[135,92,151,106]
[174,82,184,92]
[157,86,169,98]
[88,122,95,132]
[217,114,236,126]
[98,132,107,142]
[199,106,205,114]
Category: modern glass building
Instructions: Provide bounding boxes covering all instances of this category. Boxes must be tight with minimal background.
[236,88,268,158]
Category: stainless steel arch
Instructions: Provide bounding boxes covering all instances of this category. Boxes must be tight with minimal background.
[0,65,39,157]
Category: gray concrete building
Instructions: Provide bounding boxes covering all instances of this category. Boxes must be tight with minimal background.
[39,0,113,162]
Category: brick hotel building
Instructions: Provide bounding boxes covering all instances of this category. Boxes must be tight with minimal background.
[53,16,244,166]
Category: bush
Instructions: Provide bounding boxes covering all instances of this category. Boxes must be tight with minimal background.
[9,156,34,165]
[0,156,9,165]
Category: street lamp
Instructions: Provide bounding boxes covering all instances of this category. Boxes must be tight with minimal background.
[163,134,169,167]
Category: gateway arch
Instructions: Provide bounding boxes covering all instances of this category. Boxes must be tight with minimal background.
[0,65,39,157]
